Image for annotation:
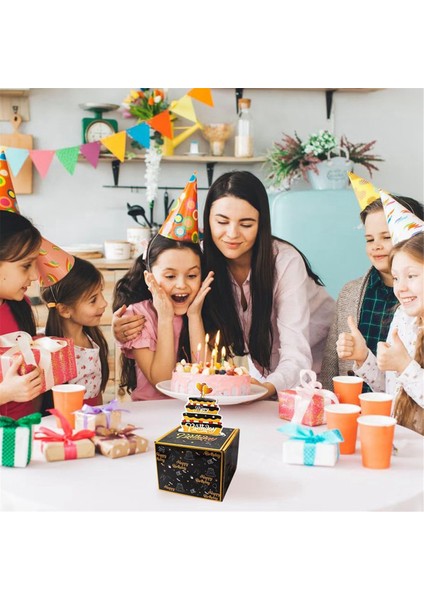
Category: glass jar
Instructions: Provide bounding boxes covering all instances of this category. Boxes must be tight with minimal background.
[234,98,253,158]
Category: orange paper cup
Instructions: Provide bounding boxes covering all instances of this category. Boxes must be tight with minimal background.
[332,376,363,405]
[357,415,397,469]
[52,384,85,428]
[324,403,361,454]
[359,392,393,416]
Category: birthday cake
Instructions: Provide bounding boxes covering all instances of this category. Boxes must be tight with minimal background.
[179,384,223,435]
[171,359,250,396]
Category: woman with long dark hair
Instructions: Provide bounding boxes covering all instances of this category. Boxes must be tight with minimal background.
[201,171,334,398]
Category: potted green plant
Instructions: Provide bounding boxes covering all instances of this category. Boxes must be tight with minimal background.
[264,130,384,190]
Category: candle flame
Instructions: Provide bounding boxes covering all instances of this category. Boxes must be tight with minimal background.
[215,330,220,347]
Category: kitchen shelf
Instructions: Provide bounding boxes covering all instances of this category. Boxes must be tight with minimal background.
[79,153,266,186]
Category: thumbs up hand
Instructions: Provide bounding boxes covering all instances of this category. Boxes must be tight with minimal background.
[377,328,412,374]
[336,315,369,366]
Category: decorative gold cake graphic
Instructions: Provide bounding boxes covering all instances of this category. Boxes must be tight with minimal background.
[179,383,223,436]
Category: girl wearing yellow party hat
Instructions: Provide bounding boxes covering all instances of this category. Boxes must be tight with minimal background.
[113,173,214,401]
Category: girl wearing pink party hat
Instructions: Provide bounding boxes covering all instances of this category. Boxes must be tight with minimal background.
[113,173,214,401]
[337,194,424,434]
[40,243,109,408]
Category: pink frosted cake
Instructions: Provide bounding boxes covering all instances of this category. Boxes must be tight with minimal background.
[171,359,250,396]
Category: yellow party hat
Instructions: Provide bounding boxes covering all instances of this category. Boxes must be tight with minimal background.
[348,172,380,211]
[380,191,424,245]
[159,173,199,243]
[0,150,20,214]
[37,238,75,287]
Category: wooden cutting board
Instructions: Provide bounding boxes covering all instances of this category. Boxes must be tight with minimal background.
[0,112,33,194]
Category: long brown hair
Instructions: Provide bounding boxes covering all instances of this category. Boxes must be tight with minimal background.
[113,235,202,394]
[389,232,424,434]
[41,257,109,391]
[0,211,42,334]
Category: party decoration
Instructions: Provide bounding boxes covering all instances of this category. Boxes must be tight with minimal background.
[80,141,101,167]
[0,150,20,213]
[0,89,214,181]
[188,88,214,107]
[169,95,198,123]
[56,146,80,175]
[380,190,424,244]
[159,172,199,243]
[37,237,75,287]
[348,171,380,211]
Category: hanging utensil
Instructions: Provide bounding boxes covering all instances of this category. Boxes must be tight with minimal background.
[127,203,152,228]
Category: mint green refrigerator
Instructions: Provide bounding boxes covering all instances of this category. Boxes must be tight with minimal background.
[268,189,370,299]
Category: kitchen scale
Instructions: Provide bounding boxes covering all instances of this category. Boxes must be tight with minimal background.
[79,102,119,145]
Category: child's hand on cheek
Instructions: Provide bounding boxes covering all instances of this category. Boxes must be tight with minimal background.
[144,271,174,321]
[187,271,214,318]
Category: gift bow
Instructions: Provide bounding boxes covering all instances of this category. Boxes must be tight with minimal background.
[291,369,339,424]
[0,412,42,467]
[95,424,140,441]
[34,408,95,460]
[278,423,344,466]
[0,331,68,391]
[76,398,130,428]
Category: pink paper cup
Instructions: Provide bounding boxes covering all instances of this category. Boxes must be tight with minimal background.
[359,392,393,416]
[332,376,363,405]
[52,384,85,429]
[357,415,397,469]
[324,403,361,454]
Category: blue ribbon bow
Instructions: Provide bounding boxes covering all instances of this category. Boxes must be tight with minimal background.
[277,423,344,466]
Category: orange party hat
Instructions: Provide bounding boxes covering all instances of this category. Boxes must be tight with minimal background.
[159,173,199,243]
[0,150,20,214]
[380,190,424,245]
[37,237,75,287]
[348,172,380,211]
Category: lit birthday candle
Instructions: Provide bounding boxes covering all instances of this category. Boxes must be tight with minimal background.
[203,333,209,365]
[221,346,226,363]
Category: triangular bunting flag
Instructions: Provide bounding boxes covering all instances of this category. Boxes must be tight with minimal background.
[148,110,173,140]
[101,131,127,162]
[30,150,55,179]
[188,88,214,107]
[127,122,151,149]
[169,95,198,123]
[80,142,101,168]
[4,147,30,177]
[56,146,80,175]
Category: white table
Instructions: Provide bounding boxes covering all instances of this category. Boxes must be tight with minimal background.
[1,400,422,511]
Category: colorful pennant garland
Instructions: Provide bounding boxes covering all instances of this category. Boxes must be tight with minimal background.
[0,88,213,180]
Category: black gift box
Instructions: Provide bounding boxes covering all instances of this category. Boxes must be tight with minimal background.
[155,426,240,502]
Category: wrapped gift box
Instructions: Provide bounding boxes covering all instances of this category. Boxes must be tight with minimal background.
[278,369,338,426]
[0,331,77,393]
[34,408,95,462]
[278,423,343,467]
[41,438,95,462]
[92,425,148,459]
[74,399,128,432]
[155,426,240,502]
[0,413,42,468]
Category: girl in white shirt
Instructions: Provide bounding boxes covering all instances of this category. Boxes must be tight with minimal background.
[337,232,424,434]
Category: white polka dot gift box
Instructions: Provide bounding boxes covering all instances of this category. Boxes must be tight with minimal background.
[92,424,148,459]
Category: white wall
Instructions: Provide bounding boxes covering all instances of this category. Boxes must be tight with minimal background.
[5,88,422,246]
